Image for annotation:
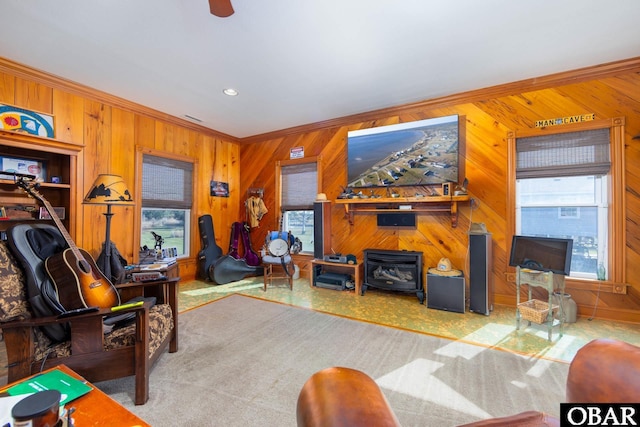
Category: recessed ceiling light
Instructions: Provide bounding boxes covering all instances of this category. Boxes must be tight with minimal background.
[223,88,238,96]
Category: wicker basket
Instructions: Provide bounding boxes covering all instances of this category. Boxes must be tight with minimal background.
[518,299,558,324]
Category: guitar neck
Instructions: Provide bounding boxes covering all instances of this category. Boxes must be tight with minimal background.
[19,180,85,262]
[41,198,83,257]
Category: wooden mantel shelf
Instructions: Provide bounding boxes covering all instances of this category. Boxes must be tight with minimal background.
[335,195,470,227]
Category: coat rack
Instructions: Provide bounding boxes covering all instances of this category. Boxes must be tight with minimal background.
[246,187,267,227]
[247,187,264,197]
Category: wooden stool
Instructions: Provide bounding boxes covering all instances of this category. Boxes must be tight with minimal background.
[262,255,294,291]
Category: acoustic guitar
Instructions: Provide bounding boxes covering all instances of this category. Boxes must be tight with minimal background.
[16,179,121,310]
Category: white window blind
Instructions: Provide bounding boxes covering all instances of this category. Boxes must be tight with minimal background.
[281,162,317,211]
[142,155,193,209]
[516,128,610,179]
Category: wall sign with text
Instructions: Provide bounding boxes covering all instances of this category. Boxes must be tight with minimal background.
[290,146,304,159]
[535,113,595,128]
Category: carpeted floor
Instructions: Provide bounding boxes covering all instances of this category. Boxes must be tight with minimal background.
[2,275,637,425]
[98,294,569,427]
[178,277,640,363]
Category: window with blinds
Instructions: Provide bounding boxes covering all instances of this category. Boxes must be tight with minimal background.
[281,162,318,211]
[142,155,193,209]
[516,128,610,179]
[140,154,193,257]
[278,159,319,254]
[515,128,610,279]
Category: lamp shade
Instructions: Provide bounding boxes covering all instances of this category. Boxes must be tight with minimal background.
[84,174,134,205]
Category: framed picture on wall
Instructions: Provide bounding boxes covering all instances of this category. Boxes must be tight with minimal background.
[210,181,229,197]
[0,104,55,138]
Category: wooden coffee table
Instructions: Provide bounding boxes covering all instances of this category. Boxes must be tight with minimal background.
[1,364,149,426]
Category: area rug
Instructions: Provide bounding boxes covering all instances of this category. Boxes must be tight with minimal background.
[97,294,569,426]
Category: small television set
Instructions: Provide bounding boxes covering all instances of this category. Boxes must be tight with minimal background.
[509,235,574,276]
[347,114,459,188]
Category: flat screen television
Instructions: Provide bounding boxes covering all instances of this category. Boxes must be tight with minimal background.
[509,235,573,276]
[347,114,459,188]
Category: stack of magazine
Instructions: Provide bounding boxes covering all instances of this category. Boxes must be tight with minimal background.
[0,368,92,424]
[6,368,92,405]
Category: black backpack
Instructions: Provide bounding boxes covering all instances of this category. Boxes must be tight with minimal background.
[7,224,70,342]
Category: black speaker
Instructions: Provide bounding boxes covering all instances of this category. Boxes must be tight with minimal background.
[469,232,493,315]
[313,202,332,259]
[377,213,416,227]
[426,274,465,313]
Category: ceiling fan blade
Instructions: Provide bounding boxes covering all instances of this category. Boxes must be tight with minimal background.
[209,0,234,17]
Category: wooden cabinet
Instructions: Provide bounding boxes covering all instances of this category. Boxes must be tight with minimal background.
[335,195,470,227]
[0,131,83,240]
[310,259,363,295]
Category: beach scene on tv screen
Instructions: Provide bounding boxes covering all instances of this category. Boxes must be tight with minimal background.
[347,115,459,188]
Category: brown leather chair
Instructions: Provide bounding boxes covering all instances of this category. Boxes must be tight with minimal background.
[297,339,640,427]
[297,367,401,427]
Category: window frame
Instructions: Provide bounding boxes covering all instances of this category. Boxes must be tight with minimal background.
[275,156,322,255]
[515,175,607,279]
[507,117,626,288]
[134,146,199,261]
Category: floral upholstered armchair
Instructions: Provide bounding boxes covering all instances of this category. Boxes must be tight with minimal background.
[0,240,179,405]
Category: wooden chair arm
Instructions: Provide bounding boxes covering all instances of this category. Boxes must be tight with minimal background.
[115,277,179,308]
[0,302,152,330]
[2,302,153,382]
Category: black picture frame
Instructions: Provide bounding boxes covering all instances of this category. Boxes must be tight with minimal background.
[210,180,229,197]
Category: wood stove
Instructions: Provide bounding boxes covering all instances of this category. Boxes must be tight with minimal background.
[363,249,424,302]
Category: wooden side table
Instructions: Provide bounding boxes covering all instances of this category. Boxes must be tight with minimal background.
[516,266,565,341]
[129,262,180,280]
[118,264,180,352]
[0,364,150,426]
[310,259,363,295]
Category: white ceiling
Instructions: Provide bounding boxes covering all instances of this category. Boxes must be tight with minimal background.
[1,0,639,139]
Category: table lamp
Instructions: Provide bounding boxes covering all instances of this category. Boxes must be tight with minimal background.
[83,174,134,283]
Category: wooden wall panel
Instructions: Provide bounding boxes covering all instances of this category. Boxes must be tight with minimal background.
[0,73,15,103]
[2,56,640,321]
[240,67,640,322]
[110,108,136,261]
[52,90,84,144]
[203,137,241,250]
[0,64,240,281]
[81,100,113,254]
[14,79,51,114]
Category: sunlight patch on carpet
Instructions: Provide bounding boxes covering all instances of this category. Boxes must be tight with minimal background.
[434,340,488,360]
[435,323,514,360]
[525,357,558,379]
[375,358,492,419]
[182,281,262,295]
[542,334,578,359]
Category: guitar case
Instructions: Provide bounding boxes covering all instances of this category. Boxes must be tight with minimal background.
[6,224,70,342]
[209,221,263,284]
[228,221,261,267]
[211,255,263,285]
[197,214,223,281]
